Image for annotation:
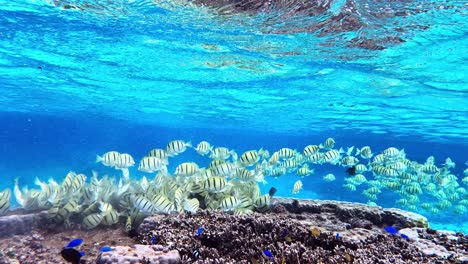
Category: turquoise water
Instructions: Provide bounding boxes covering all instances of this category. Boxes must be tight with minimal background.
[0,0,467,231]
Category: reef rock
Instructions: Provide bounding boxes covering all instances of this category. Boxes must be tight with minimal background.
[273,198,429,229]
[135,199,467,263]
[96,244,180,264]
[0,211,47,238]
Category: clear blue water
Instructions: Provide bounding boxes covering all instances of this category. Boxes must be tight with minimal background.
[0,0,467,231]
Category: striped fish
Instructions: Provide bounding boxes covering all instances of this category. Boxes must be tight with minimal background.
[209,159,225,169]
[278,148,295,159]
[195,141,212,156]
[322,149,342,165]
[138,157,168,173]
[220,196,240,211]
[320,138,335,149]
[81,202,99,217]
[82,213,103,229]
[203,176,228,193]
[115,153,135,169]
[296,165,313,177]
[236,168,255,182]
[341,156,359,167]
[151,194,174,214]
[147,148,168,160]
[233,207,253,216]
[69,174,86,193]
[0,197,10,215]
[383,147,401,159]
[355,164,368,173]
[323,173,336,182]
[254,194,270,209]
[58,201,80,220]
[183,198,200,214]
[211,162,235,177]
[82,186,97,202]
[101,209,120,225]
[125,215,133,233]
[210,147,234,160]
[239,150,259,167]
[303,145,320,157]
[134,196,155,214]
[99,202,113,216]
[269,151,279,165]
[292,180,303,194]
[166,140,191,156]
[357,146,373,159]
[174,188,184,212]
[62,171,76,190]
[96,151,120,167]
[175,162,199,177]
[0,189,11,201]
[307,153,322,164]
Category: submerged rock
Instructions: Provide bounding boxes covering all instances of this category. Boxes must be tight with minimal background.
[0,211,47,238]
[96,244,180,264]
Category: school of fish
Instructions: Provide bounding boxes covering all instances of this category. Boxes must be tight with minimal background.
[0,138,467,231]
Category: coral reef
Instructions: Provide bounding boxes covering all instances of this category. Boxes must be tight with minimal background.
[0,198,466,263]
[136,199,466,263]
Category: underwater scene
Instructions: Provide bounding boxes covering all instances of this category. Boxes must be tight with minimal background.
[0,0,467,263]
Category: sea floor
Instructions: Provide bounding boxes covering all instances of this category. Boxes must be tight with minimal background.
[0,198,467,263]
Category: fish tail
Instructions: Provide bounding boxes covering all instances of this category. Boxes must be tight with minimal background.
[96,155,102,163]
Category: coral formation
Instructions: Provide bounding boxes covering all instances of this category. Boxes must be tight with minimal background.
[0,198,466,263]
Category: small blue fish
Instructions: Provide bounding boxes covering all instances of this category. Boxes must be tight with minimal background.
[151,236,157,244]
[384,226,398,235]
[281,229,287,237]
[79,251,85,256]
[100,247,113,252]
[262,249,273,259]
[196,227,204,236]
[336,233,341,239]
[400,233,409,240]
[65,238,83,248]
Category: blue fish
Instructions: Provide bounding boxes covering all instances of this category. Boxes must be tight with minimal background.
[400,233,409,240]
[262,249,273,259]
[384,226,398,235]
[151,236,157,244]
[79,252,85,256]
[65,238,83,248]
[100,247,113,252]
[281,229,287,237]
[196,227,204,236]
[336,233,340,239]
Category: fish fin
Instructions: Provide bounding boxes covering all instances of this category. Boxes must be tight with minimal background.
[14,178,24,207]
[186,140,192,148]
[121,168,130,181]
[231,151,238,161]
[96,155,102,163]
